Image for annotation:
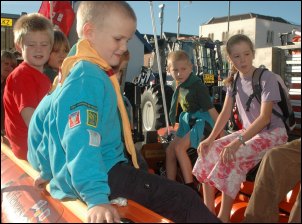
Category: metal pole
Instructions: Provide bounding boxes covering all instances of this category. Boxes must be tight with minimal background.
[227,1,230,35]
[177,1,180,38]
[158,4,165,39]
[149,2,170,135]
[49,1,53,24]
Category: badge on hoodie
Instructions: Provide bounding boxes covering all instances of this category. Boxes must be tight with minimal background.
[87,110,98,128]
[69,111,81,128]
[87,129,101,147]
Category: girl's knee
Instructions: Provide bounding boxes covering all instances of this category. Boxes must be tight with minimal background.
[166,147,177,161]
[166,145,174,155]
[174,144,188,156]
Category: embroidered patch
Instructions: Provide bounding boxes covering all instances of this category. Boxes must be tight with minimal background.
[87,110,98,128]
[70,101,98,111]
[87,129,101,147]
[69,111,81,128]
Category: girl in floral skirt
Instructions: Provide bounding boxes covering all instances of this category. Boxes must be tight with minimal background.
[192,34,288,222]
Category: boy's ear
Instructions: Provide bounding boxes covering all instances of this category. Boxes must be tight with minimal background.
[15,43,22,53]
[82,22,94,39]
[166,66,170,74]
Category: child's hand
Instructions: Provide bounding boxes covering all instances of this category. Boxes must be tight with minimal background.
[87,204,120,223]
[220,140,241,165]
[34,176,49,191]
[197,138,213,157]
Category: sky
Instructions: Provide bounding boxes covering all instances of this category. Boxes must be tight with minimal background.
[1,1,301,36]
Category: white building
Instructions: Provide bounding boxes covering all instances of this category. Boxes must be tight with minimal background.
[199,13,300,49]
[125,31,153,83]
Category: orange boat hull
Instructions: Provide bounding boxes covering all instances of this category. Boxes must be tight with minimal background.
[1,140,172,223]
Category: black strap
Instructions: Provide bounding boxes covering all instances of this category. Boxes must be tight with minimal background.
[232,68,290,131]
[249,68,267,108]
[251,68,270,129]
[250,68,287,130]
[231,72,240,98]
[230,72,240,129]
[252,68,287,122]
[245,93,256,112]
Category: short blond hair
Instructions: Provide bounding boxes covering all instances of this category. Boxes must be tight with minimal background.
[167,50,191,68]
[76,1,136,38]
[13,13,54,47]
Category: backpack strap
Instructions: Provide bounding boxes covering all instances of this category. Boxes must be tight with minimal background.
[231,71,240,98]
[247,68,268,111]
[227,72,241,131]
[250,68,288,130]
[271,82,293,131]
[231,72,240,117]
[250,68,269,128]
[271,83,286,119]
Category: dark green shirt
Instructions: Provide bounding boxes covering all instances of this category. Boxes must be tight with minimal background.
[169,73,214,126]
[44,66,58,83]
[179,79,213,113]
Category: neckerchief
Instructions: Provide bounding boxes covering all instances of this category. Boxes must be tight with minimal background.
[60,39,139,168]
[169,73,201,126]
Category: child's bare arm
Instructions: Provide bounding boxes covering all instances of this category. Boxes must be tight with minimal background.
[21,107,35,126]
[208,107,225,138]
[208,107,219,122]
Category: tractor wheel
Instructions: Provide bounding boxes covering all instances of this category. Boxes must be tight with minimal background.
[141,85,174,132]
[123,82,135,108]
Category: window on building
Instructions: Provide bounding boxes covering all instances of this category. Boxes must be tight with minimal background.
[237,29,244,34]
[208,33,214,40]
[267,30,274,44]
[222,32,229,42]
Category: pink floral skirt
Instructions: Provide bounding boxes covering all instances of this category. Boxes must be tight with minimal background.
[192,127,288,199]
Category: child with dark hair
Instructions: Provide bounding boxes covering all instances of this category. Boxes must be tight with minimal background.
[44,29,70,82]
[1,50,17,135]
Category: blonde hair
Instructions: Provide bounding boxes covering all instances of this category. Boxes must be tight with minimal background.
[13,13,54,47]
[223,34,255,86]
[167,50,191,68]
[52,29,70,54]
[76,1,136,38]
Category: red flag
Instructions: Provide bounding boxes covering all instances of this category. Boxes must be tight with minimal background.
[38,1,75,36]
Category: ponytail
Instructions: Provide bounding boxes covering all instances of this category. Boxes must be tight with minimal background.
[223,63,238,87]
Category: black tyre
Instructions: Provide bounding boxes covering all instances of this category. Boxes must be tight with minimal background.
[123,82,135,108]
[141,85,174,132]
